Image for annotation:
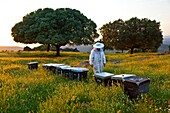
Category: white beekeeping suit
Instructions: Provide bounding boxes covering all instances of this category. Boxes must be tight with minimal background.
[89,43,106,74]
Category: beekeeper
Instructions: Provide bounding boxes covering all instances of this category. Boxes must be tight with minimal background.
[89,42,106,74]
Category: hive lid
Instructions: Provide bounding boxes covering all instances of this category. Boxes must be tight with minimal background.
[124,76,150,86]
[42,63,64,67]
[42,64,51,66]
[69,67,89,72]
[50,63,65,67]
[28,62,38,64]
[95,72,114,79]
[59,65,72,69]
[111,74,136,80]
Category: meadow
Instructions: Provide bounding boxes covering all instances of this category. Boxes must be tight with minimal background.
[0,51,170,113]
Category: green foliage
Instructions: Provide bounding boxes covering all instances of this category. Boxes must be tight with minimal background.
[11,8,99,56]
[100,17,163,54]
[0,51,170,112]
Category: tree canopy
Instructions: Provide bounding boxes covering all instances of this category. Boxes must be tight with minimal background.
[11,8,99,56]
[100,17,163,54]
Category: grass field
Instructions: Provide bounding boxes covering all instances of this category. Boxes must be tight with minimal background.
[0,51,170,113]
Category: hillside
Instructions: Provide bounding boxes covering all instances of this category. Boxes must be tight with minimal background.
[0,36,169,52]
[158,35,170,52]
[61,44,92,52]
[0,46,23,51]
[64,36,170,53]
[158,44,169,52]
[163,35,170,44]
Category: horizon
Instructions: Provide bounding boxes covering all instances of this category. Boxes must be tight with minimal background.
[0,0,170,48]
[0,35,170,49]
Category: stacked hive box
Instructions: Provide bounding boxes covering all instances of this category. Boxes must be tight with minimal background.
[111,74,150,98]
[111,74,136,86]
[28,62,38,70]
[42,63,64,74]
[50,64,65,75]
[94,72,114,86]
[58,65,72,77]
[123,76,150,99]
[94,72,150,98]
[68,67,89,81]
[40,63,150,99]
[42,63,53,71]
[42,63,89,81]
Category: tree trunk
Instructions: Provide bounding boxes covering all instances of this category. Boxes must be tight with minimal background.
[47,44,50,52]
[55,45,61,56]
[130,48,134,54]
[121,49,124,53]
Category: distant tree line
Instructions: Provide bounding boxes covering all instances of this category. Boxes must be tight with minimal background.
[100,18,163,54]
[23,45,79,52]
[11,8,163,56]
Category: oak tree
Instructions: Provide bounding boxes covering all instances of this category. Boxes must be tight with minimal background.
[11,8,99,56]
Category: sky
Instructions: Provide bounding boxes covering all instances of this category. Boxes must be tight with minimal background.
[0,0,170,48]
